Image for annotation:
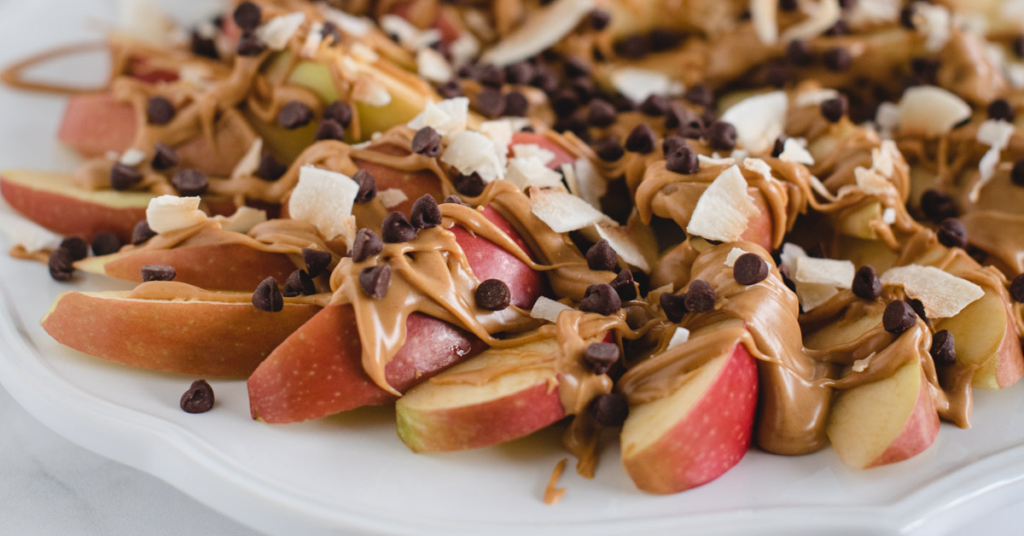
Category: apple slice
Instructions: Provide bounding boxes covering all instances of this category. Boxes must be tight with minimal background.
[826,359,940,469]
[1,169,153,243]
[352,144,445,217]
[40,289,321,377]
[57,93,137,157]
[935,286,1024,390]
[620,338,759,494]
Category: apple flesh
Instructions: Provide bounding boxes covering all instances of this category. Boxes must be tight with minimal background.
[935,287,1024,390]
[620,340,759,494]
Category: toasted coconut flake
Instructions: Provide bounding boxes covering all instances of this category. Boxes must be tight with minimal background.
[609,68,684,104]
[970,119,1015,202]
[512,144,555,164]
[685,165,760,243]
[880,265,984,318]
[572,158,605,210]
[794,257,855,288]
[720,91,788,155]
[408,97,469,138]
[531,296,573,323]
[796,281,839,312]
[318,4,371,36]
[883,207,896,224]
[507,157,564,189]
[378,188,409,209]
[875,101,900,138]
[697,154,736,167]
[380,14,440,51]
[417,48,453,84]
[531,188,610,233]
[352,78,391,107]
[848,0,900,27]
[854,167,891,196]
[480,0,595,67]
[751,0,779,45]
[256,12,306,51]
[289,165,360,240]
[218,206,267,234]
[463,9,496,41]
[914,4,951,52]
[781,0,841,42]
[301,22,324,58]
[350,43,379,63]
[441,130,506,183]
[743,158,774,184]
[667,326,691,349]
[479,120,514,151]
[872,140,898,177]
[449,33,480,69]
[0,205,62,252]
[780,242,808,274]
[594,223,650,272]
[794,88,840,108]
[232,138,263,179]
[118,0,176,47]
[119,148,146,167]
[146,195,207,234]
[896,86,971,138]
[724,247,749,267]
[779,138,815,165]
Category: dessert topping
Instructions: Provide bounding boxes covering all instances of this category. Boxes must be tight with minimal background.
[141,265,176,282]
[180,380,214,414]
[302,248,332,277]
[283,269,316,297]
[252,276,284,312]
[930,330,956,365]
[146,96,175,125]
[145,196,206,234]
[289,166,360,240]
[583,342,619,374]
[151,142,179,170]
[60,237,87,262]
[720,91,787,155]
[530,188,610,233]
[531,296,573,323]
[879,265,984,318]
[381,212,417,243]
[352,169,377,203]
[109,163,142,191]
[48,249,74,282]
[171,169,209,197]
[733,253,770,285]
[579,283,621,315]
[480,0,595,67]
[132,221,156,245]
[684,279,716,312]
[255,12,305,51]
[410,195,442,229]
[896,86,971,137]
[882,300,916,334]
[475,279,511,311]
[585,239,617,271]
[685,165,759,243]
[852,265,882,300]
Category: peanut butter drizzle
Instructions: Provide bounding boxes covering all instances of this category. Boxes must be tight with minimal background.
[543,458,568,506]
[125,279,327,306]
[8,246,51,264]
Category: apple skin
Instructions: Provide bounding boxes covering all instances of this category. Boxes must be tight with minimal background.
[936,287,1024,390]
[620,342,759,494]
[40,290,321,378]
[352,144,445,217]
[1,169,153,243]
[741,188,775,251]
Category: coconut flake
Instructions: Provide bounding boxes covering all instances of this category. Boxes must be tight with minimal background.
[879,265,984,318]
[780,242,808,274]
[883,207,897,224]
[318,4,371,36]
[417,48,453,83]
[512,144,555,164]
[751,0,779,45]
[441,130,506,183]
[301,22,325,58]
[743,158,775,184]
[256,12,305,51]
[480,0,595,67]
[609,68,684,104]
[119,148,146,167]
[686,165,760,243]
[854,167,891,196]
[352,78,391,107]
[531,296,574,323]
[720,91,788,155]
[0,206,63,253]
[779,138,815,165]
[794,88,840,108]
[479,120,514,151]
[572,158,605,210]
[449,33,480,69]
[380,14,440,51]
[847,0,900,27]
[218,207,267,234]
[781,0,841,42]
[350,42,379,63]
[794,257,855,288]
[289,165,360,240]
[594,223,650,272]
[875,101,900,139]
[970,119,1016,202]
[378,188,409,209]
[796,281,839,312]
[667,326,691,349]
[232,138,263,179]
[507,157,564,189]
[914,4,951,53]
[531,188,609,233]
[408,97,469,138]
[146,196,207,234]
[698,154,736,167]
[118,0,176,47]
[896,86,971,138]
[872,140,899,178]
[724,247,749,267]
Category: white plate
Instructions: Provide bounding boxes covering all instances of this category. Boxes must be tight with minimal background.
[3,2,1024,535]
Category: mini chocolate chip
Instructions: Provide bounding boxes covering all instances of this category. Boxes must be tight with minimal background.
[444,194,467,206]
[684,279,716,313]
[504,92,530,117]
[252,276,284,312]
[110,163,142,191]
[563,57,590,79]
[650,29,682,51]
[1015,36,1024,59]
[171,168,209,196]
[359,264,391,299]
[666,145,700,174]
[315,118,345,141]
[820,96,848,123]
[883,300,916,334]
[591,393,629,427]
[587,99,617,127]
[780,0,799,11]
[920,189,957,222]
[583,342,620,374]
[1011,273,1024,302]
[478,64,505,88]
[852,265,882,300]
[190,32,218,60]
[708,121,738,151]
[765,63,790,88]
[1014,159,1024,187]
[412,126,442,157]
[454,173,486,196]
[907,298,929,324]
[839,0,857,10]
[476,88,506,118]
[610,269,637,301]
[60,237,88,262]
[579,283,621,316]
[132,221,156,245]
[662,135,686,155]
[91,233,122,256]
[282,269,315,297]
[596,137,625,161]
[506,62,535,85]
[475,279,511,311]
[613,95,637,112]
[615,35,649,59]
[554,114,589,141]
[589,9,611,31]
[825,20,849,36]
[684,84,714,108]
[48,248,74,281]
[900,5,917,29]
[141,264,176,282]
[659,291,687,322]
[937,218,967,248]
[256,153,287,182]
[734,253,769,285]
[988,99,1016,122]
[930,329,956,366]
[551,89,580,118]
[323,100,353,127]
[640,95,669,117]
[772,135,789,157]
[911,57,941,81]
[151,142,179,170]
[180,380,215,414]
[530,69,559,94]
[146,96,175,125]
[352,169,377,203]
[350,228,384,263]
[411,195,442,229]
[236,32,266,56]
[278,101,313,129]
[625,123,656,153]
[437,80,464,99]
[233,1,262,31]
[381,211,417,243]
[586,239,618,272]
[823,47,852,72]
[302,248,332,277]
[321,21,342,45]
[787,39,813,66]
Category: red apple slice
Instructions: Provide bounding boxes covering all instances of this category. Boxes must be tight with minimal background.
[352,144,445,217]
[935,286,1024,390]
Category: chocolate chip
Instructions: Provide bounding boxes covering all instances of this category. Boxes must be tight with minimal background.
[591,393,628,427]
[595,137,624,161]
[839,0,857,10]
[315,118,345,141]
[91,233,122,256]
[586,99,616,127]
[772,135,789,157]
[824,20,849,36]
[151,142,179,170]
[583,342,619,374]
[321,21,342,45]
[823,47,852,72]
[820,96,848,123]
[911,57,941,82]
[589,9,611,31]
[708,121,738,151]
[233,1,262,31]
[278,101,313,129]
[579,283,621,315]
[662,135,685,155]
[180,380,215,414]
[475,279,511,311]
[257,153,287,182]
[780,0,799,11]
[381,211,417,243]
[323,100,353,127]
[640,95,669,117]
[787,39,813,66]
[454,173,486,196]
[48,248,74,281]
[554,114,589,141]
[60,237,88,262]
[659,291,687,322]
[684,84,714,108]
[930,329,956,366]
[190,31,218,60]
[411,195,442,229]
[734,253,769,285]
[437,80,464,99]
[779,264,797,292]
[146,96,175,125]
[615,35,649,59]
[252,276,284,312]
[852,265,882,300]
[302,248,332,277]
[1012,273,1024,302]
[506,62,535,85]
[937,218,967,249]
[236,32,266,56]
[900,5,917,29]
[110,163,142,191]
[476,88,506,118]
[613,95,636,112]
[282,269,316,297]
[444,194,467,206]
[765,63,790,88]
[907,298,929,324]
[141,264,176,282]
[171,168,208,196]
[564,57,590,79]
[883,300,916,334]
[504,92,530,117]
[1015,36,1024,59]
[988,99,1016,122]
[412,127,442,157]
[478,64,505,88]
[625,123,656,153]
[530,68,559,94]
[684,279,716,313]
[610,269,637,301]
[666,144,700,174]
[359,264,391,299]
[132,220,156,245]
[586,239,618,272]
[352,169,377,203]
[551,89,580,118]
[920,189,957,221]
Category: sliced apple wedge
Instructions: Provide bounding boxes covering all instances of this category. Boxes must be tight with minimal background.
[57,93,137,157]
[621,338,759,494]
[935,286,1024,390]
